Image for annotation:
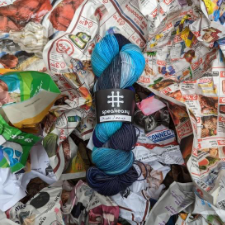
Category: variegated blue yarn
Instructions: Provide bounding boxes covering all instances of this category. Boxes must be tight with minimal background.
[93,121,122,146]
[92,147,134,175]
[92,35,145,89]
[93,122,138,151]
[92,33,145,146]
[91,34,119,77]
[108,123,138,151]
[87,32,145,196]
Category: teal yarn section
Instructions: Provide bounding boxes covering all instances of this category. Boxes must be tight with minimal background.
[92,147,134,175]
[95,122,122,143]
[120,44,145,88]
[91,34,145,84]
[91,34,119,77]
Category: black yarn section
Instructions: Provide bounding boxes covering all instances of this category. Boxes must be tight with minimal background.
[95,54,122,90]
[114,33,131,50]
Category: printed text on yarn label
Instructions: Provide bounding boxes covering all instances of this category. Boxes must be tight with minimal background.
[95,89,135,123]
[100,115,132,122]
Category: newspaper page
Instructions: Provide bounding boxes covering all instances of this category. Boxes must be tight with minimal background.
[146,182,195,225]
[138,51,225,204]
[43,0,148,76]
[137,0,225,206]
[146,182,225,225]
[97,0,148,49]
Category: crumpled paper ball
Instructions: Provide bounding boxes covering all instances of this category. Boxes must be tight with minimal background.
[9,22,48,58]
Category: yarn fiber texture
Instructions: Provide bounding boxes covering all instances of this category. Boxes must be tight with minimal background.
[87,167,139,196]
[87,32,145,196]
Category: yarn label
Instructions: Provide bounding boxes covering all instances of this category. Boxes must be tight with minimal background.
[95,89,135,123]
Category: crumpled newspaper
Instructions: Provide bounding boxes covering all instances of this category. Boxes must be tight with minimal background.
[10,22,48,58]
[111,161,170,225]
[62,180,120,224]
[5,185,64,225]
[136,0,225,218]
[176,212,223,225]
[146,182,225,225]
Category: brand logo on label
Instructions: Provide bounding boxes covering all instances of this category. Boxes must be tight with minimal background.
[96,89,134,123]
[148,129,175,143]
[107,91,124,107]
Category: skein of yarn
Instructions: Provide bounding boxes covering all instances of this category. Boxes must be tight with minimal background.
[87,32,145,196]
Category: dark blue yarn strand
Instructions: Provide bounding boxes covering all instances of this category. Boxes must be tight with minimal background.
[95,54,122,91]
[108,123,138,151]
[93,130,104,148]
[86,166,139,196]
[114,33,131,50]
[125,86,135,92]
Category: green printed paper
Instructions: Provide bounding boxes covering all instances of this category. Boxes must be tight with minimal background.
[0,71,60,103]
[0,115,40,173]
[0,71,61,129]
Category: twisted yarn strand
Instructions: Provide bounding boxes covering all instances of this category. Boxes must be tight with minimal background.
[87,32,145,196]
